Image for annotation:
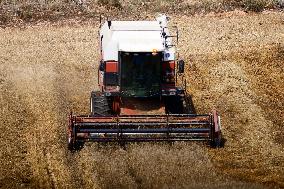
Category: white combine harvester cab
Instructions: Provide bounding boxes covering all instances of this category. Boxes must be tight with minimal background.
[98,14,181,97]
[100,14,174,61]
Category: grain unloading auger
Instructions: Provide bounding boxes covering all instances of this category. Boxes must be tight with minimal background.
[67,15,223,150]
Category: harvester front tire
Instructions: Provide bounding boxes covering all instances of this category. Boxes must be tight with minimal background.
[90,91,112,116]
[165,96,184,114]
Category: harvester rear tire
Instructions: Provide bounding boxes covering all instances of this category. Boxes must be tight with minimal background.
[90,91,112,116]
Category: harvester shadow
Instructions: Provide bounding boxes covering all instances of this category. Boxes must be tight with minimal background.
[184,95,196,114]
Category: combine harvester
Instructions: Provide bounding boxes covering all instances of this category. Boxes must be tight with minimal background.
[67,15,222,150]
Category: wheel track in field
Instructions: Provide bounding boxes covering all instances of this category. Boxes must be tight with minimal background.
[6,63,86,188]
[41,137,57,189]
[1,64,56,188]
[52,63,87,188]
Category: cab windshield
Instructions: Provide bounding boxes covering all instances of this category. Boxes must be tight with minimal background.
[120,52,162,97]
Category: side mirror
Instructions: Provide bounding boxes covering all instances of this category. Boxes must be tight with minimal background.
[177,60,185,73]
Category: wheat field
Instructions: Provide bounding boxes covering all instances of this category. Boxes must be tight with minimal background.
[0,11,283,188]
